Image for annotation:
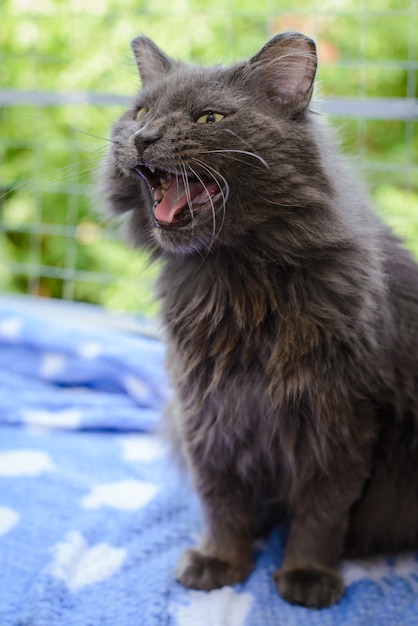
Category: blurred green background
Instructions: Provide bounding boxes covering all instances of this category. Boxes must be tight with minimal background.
[0,0,417,315]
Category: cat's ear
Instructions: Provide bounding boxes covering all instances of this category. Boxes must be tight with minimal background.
[131,36,173,85]
[248,32,317,114]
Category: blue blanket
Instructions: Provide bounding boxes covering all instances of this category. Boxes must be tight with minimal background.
[0,295,417,626]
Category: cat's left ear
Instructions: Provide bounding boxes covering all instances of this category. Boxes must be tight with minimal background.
[248,32,317,114]
[131,36,173,85]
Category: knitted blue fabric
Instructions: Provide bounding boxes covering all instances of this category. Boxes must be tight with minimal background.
[0,295,417,626]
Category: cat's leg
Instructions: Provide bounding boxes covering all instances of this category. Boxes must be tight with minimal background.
[175,472,254,590]
[273,450,372,608]
[273,507,346,608]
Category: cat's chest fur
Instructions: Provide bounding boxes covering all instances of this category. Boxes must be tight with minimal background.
[160,252,333,484]
[160,246,359,396]
[161,250,279,385]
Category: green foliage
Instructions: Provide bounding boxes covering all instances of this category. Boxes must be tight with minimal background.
[0,0,417,313]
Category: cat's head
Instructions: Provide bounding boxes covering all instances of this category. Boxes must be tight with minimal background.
[105,32,322,256]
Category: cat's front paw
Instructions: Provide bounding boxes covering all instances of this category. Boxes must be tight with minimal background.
[176,549,252,591]
[273,565,344,608]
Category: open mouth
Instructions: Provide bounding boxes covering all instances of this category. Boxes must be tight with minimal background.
[132,164,223,228]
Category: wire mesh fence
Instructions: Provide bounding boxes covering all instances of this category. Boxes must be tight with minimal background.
[0,0,417,314]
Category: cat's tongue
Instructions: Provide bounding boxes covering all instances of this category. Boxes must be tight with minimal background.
[154,174,218,224]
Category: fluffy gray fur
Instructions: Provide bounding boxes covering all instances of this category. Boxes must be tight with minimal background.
[103,33,418,608]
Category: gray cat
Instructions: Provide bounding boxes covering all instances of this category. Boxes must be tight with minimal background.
[104,32,418,608]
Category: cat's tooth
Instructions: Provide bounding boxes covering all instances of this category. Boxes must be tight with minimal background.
[153,187,163,202]
[161,188,166,198]
[149,165,156,173]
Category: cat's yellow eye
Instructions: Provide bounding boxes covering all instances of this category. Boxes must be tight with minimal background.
[136,107,148,122]
[196,111,224,124]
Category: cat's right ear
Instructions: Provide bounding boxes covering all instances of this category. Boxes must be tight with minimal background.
[247,32,317,114]
[131,36,173,85]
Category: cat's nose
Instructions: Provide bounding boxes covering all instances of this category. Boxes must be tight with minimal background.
[134,128,161,156]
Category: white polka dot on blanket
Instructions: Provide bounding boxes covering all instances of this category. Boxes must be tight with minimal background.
[22,408,82,430]
[342,553,418,591]
[341,555,390,587]
[393,554,418,590]
[40,352,67,377]
[123,374,151,402]
[174,587,253,626]
[78,342,102,359]
[0,317,22,339]
[81,479,159,510]
[49,531,126,591]
[0,450,54,476]
[119,434,166,462]
[0,506,19,535]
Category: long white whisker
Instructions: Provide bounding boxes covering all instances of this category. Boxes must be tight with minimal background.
[202,149,270,170]
[220,128,267,156]
[2,107,113,144]
[180,162,195,225]
[187,164,217,250]
[193,159,230,205]
[61,79,117,127]
[201,152,260,170]
[192,158,229,250]
[0,151,105,201]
